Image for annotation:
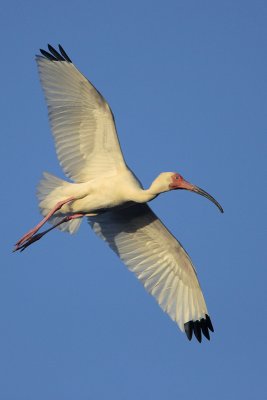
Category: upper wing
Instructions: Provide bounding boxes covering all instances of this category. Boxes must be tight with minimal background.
[88,204,214,342]
[36,44,127,182]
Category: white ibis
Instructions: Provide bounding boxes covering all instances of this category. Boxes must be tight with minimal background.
[14,45,223,342]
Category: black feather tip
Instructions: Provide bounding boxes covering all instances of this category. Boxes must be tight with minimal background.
[184,314,214,343]
[184,320,194,341]
[39,44,72,63]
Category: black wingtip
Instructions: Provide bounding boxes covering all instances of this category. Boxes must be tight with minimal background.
[39,44,72,63]
[205,314,214,332]
[193,320,202,343]
[40,48,57,61]
[58,44,72,62]
[184,321,193,341]
[200,318,210,340]
[47,44,65,61]
[184,314,214,343]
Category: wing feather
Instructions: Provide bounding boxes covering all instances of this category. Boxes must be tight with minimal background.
[36,45,127,182]
[88,203,213,341]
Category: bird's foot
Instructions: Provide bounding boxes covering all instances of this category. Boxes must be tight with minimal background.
[14,228,40,251]
[13,213,84,253]
[13,231,45,252]
[14,197,76,252]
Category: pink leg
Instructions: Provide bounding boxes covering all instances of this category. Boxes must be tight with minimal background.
[14,197,75,250]
[14,213,84,252]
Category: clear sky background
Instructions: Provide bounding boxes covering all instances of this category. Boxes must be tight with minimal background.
[1,1,266,399]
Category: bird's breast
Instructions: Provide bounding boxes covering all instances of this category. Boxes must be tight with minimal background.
[69,172,143,214]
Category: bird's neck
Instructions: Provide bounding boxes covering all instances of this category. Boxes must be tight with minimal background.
[137,189,159,203]
[126,173,171,204]
[131,185,166,204]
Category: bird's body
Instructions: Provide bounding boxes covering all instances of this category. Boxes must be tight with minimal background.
[39,170,186,216]
[40,170,141,215]
[14,45,223,342]
[37,169,167,228]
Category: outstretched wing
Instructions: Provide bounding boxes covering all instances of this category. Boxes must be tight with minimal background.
[36,44,127,182]
[88,204,214,342]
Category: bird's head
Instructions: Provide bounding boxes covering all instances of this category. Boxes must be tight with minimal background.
[151,172,223,213]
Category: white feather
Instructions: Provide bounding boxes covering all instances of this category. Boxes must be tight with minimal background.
[36,56,127,182]
[88,204,209,332]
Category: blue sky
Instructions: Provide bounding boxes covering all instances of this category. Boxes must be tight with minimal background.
[1,0,266,399]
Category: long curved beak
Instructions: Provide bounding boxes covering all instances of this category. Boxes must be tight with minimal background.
[192,185,224,213]
[178,181,224,213]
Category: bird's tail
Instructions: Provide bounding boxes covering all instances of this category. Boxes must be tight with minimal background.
[37,172,82,234]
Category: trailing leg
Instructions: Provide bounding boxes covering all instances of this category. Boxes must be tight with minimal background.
[14,197,75,250]
[14,213,84,252]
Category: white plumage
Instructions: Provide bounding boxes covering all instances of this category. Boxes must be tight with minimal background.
[14,44,223,342]
[37,52,126,182]
[89,204,208,332]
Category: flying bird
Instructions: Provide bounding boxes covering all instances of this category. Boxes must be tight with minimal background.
[14,45,223,342]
